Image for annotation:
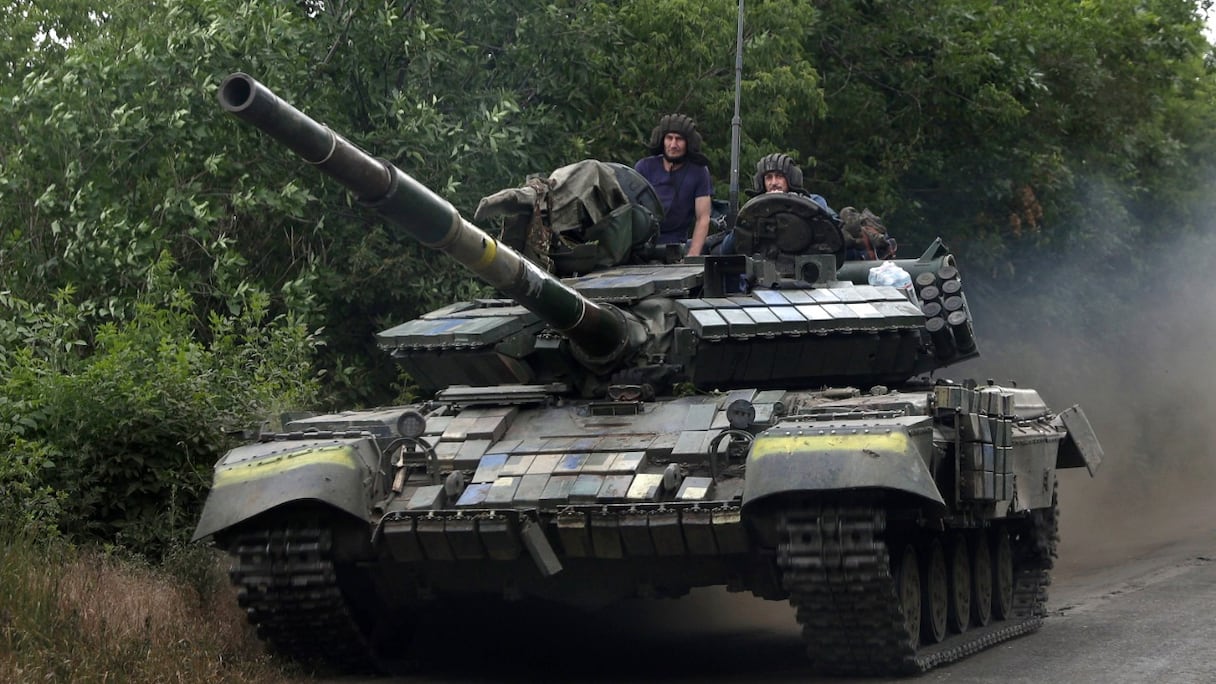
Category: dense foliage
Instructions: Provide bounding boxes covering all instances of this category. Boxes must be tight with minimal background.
[1,0,1215,554]
[804,0,1216,282]
[0,257,317,555]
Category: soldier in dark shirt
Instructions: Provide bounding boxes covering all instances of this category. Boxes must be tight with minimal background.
[634,114,713,256]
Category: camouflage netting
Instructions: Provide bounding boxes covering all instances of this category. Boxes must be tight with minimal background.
[475,160,659,274]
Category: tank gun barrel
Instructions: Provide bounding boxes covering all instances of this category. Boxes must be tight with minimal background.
[217,72,632,364]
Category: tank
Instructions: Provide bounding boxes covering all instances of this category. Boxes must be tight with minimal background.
[193,73,1104,676]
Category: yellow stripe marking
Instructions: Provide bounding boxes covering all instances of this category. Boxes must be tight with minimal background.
[473,235,498,271]
[212,444,360,487]
[751,432,909,459]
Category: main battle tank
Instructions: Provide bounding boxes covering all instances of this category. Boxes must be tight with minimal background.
[194,73,1104,676]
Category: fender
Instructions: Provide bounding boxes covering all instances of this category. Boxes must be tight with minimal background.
[192,437,381,541]
[1052,405,1104,475]
[742,415,946,510]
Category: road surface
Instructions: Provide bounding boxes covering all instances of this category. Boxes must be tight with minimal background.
[324,472,1216,684]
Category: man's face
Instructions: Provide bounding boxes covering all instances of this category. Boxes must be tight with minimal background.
[764,171,789,193]
[663,132,687,163]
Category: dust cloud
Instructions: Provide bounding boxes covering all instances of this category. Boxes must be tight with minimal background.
[960,230,1216,576]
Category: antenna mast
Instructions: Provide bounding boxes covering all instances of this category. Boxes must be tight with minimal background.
[727,0,745,229]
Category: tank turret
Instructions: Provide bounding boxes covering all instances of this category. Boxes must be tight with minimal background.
[220,73,986,398]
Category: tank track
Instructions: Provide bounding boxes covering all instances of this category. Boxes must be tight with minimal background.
[228,524,376,672]
[777,503,1056,676]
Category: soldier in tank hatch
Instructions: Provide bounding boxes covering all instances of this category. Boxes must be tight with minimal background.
[633,113,714,257]
[747,154,898,261]
[752,152,838,220]
[715,153,839,256]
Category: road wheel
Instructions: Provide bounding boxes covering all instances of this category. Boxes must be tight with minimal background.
[947,533,971,633]
[893,542,921,648]
[920,539,948,644]
[992,527,1015,619]
[970,531,993,627]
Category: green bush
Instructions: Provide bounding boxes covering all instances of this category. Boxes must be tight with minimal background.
[0,257,319,559]
[0,439,65,540]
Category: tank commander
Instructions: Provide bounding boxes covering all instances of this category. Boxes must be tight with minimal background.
[753,155,896,260]
[634,113,714,256]
[714,153,838,256]
[753,152,838,221]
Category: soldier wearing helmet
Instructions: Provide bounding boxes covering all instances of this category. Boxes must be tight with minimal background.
[752,153,837,221]
[753,155,896,261]
[634,113,714,256]
[715,153,840,257]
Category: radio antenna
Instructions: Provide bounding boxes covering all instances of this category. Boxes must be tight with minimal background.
[727,0,745,230]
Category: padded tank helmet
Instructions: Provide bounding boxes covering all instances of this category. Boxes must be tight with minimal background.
[753,153,804,193]
[647,113,709,166]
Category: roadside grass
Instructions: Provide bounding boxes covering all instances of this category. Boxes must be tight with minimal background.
[0,531,301,683]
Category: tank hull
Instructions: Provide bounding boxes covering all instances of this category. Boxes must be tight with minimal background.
[199,383,1092,675]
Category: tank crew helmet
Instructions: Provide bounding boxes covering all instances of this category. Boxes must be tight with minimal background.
[753,153,804,193]
[647,113,709,166]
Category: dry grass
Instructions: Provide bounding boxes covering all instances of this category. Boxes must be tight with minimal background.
[0,534,302,683]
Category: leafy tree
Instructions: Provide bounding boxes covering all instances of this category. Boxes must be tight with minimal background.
[804,0,1216,283]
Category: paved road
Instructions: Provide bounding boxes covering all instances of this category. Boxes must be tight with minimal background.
[921,530,1216,684]
[326,480,1216,684]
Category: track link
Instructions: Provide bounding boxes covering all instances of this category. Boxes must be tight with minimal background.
[777,503,1055,676]
[229,524,375,672]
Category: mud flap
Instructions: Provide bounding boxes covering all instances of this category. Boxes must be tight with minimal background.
[521,518,563,577]
[1052,405,1103,476]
